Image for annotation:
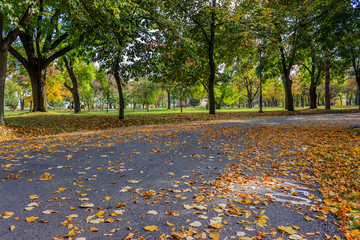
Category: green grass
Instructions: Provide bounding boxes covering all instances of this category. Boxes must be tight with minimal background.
[5,105,359,117]
[2,106,359,140]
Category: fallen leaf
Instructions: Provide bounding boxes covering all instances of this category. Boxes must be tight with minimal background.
[209,232,220,240]
[278,226,297,235]
[26,216,39,222]
[10,225,15,231]
[79,203,94,208]
[144,225,159,231]
[189,221,202,227]
[90,227,99,232]
[147,210,158,215]
[1,212,14,219]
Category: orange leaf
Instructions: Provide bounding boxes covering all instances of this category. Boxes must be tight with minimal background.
[25,216,38,222]
[144,225,159,231]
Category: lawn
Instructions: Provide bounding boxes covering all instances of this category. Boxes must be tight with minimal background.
[1,106,359,141]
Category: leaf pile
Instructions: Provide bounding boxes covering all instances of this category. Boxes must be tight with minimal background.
[213,122,360,239]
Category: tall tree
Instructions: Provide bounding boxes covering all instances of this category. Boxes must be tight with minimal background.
[0,0,38,125]
[160,0,243,115]
[8,0,86,112]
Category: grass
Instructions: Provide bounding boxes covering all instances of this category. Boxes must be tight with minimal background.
[1,106,359,141]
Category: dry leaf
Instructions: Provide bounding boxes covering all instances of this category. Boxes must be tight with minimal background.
[209,232,220,240]
[90,227,99,232]
[1,212,14,219]
[26,216,39,222]
[144,225,159,231]
[278,226,297,235]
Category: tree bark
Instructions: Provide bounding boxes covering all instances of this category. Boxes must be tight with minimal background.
[167,91,171,109]
[309,81,317,109]
[351,56,360,109]
[324,57,331,110]
[207,0,216,115]
[114,61,125,120]
[0,48,7,125]
[64,58,81,113]
[28,67,48,112]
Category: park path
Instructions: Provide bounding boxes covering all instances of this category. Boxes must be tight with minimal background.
[0,113,359,240]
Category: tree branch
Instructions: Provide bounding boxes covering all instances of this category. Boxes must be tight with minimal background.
[43,45,74,68]
[177,3,210,43]
[49,33,69,52]
[9,46,30,72]
[4,2,38,47]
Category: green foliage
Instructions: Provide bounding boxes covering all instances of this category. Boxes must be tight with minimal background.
[5,80,21,110]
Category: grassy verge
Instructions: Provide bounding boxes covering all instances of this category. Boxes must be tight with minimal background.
[1,107,360,141]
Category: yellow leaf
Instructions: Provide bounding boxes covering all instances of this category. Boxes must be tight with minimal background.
[104,196,110,201]
[1,212,14,219]
[96,210,105,216]
[54,188,67,193]
[305,216,314,221]
[212,223,223,229]
[324,199,333,206]
[39,172,54,181]
[26,216,39,223]
[330,207,339,213]
[209,232,220,240]
[174,193,182,198]
[144,225,159,231]
[67,229,76,237]
[321,207,329,214]
[28,195,38,199]
[104,218,115,223]
[278,226,297,235]
[10,225,15,231]
[61,220,68,226]
[166,221,174,226]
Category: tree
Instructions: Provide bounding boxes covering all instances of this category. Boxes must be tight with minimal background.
[79,0,154,119]
[47,64,70,110]
[8,0,90,113]
[62,55,81,113]
[0,0,38,125]
[5,80,21,110]
[160,0,243,115]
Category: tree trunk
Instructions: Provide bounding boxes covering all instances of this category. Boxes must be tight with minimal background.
[20,99,25,110]
[114,62,125,120]
[247,96,253,109]
[0,48,8,125]
[215,102,221,109]
[352,58,360,109]
[309,81,317,109]
[207,0,216,115]
[167,91,171,109]
[29,67,48,112]
[64,58,81,113]
[324,57,331,110]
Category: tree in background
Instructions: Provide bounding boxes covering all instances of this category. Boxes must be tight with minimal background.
[47,64,71,110]
[4,80,21,111]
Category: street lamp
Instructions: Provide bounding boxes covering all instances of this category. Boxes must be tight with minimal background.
[258,43,264,113]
